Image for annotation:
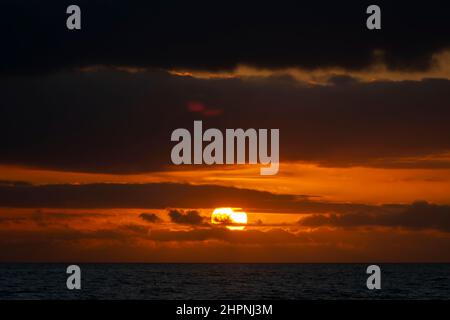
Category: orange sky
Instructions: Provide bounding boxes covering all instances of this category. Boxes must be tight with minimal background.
[2,161,450,204]
[1,50,450,262]
[1,159,450,262]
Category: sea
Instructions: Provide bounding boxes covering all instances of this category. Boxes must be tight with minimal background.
[0,263,449,300]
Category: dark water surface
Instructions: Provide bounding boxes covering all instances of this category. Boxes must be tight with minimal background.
[0,264,449,299]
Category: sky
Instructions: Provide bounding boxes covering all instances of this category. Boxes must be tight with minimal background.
[1,0,450,262]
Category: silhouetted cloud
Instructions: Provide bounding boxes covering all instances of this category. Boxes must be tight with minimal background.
[168,209,205,225]
[147,228,306,245]
[139,213,163,223]
[0,180,32,187]
[0,210,110,226]
[2,225,450,262]
[0,181,374,213]
[300,201,450,232]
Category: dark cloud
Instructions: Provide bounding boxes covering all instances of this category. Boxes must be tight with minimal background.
[0,181,377,214]
[1,1,449,75]
[327,75,360,86]
[300,201,450,232]
[0,209,111,226]
[0,227,129,244]
[0,180,33,187]
[121,224,150,235]
[168,209,205,225]
[2,225,450,262]
[139,213,163,223]
[1,70,449,173]
[148,228,306,245]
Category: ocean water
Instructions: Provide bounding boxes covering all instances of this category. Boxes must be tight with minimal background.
[0,264,449,300]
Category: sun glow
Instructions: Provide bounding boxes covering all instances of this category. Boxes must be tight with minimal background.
[211,207,248,230]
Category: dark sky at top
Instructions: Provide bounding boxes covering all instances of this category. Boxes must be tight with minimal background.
[1,0,449,75]
[0,1,449,174]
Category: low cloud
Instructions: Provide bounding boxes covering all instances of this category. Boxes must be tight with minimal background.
[300,201,450,232]
[0,209,110,226]
[1,216,450,262]
[139,213,163,223]
[147,227,306,245]
[168,209,205,225]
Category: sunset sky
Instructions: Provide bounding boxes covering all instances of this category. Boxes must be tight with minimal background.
[1,1,450,262]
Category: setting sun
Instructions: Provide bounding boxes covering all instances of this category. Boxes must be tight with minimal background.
[211,208,248,230]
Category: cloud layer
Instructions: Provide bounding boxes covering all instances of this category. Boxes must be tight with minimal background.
[1,70,450,173]
[1,181,450,234]
[300,201,450,232]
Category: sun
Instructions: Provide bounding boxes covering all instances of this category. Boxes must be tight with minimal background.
[211,207,247,230]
